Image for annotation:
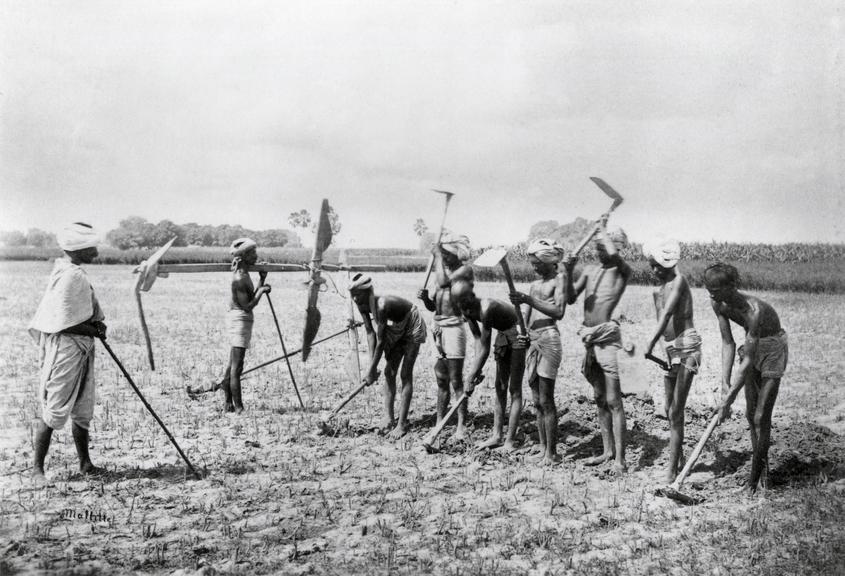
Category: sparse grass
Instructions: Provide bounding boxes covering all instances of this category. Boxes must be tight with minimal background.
[0,263,842,575]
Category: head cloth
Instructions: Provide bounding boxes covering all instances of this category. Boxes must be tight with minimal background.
[527,238,564,264]
[58,222,99,252]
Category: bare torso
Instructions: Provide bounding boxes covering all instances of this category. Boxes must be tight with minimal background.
[653,274,695,341]
[527,274,559,328]
[230,269,256,311]
[436,265,473,317]
[714,292,782,338]
[480,299,519,333]
[583,265,627,326]
[376,295,415,324]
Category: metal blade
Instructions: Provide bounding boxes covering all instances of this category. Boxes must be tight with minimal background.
[472,247,508,268]
[589,177,624,211]
[301,306,321,362]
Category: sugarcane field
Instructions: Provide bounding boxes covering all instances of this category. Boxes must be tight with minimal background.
[2,3,844,575]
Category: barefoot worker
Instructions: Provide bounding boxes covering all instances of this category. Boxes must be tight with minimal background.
[568,216,632,473]
[509,239,568,465]
[705,263,788,492]
[452,280,527,452]
[643,238,702,483]
[417,232,474,441]
[350,274,427,439]
[209,238,271,413]
[28,222,108,481]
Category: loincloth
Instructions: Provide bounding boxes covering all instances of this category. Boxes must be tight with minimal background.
[384,305,427,356]
[431,315,467,359]
[226,308,255,349]
[526,325,562,381]
[665,327,703,374]
[579,321,622,378]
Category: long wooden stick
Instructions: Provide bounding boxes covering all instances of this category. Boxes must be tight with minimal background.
[241,324,360,378]
[421,192,453,290]
[499,258,527,336]
[134,274,156,371]
[99,339,200,479]
[423,394,469,450]
[265,293,305,409]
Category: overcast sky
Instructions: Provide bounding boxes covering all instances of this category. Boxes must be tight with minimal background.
[1,1,842,248]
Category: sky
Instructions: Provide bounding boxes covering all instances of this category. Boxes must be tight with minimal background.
[1,1,842,248]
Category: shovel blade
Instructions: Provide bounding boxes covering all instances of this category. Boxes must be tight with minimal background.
[472,247,508,268]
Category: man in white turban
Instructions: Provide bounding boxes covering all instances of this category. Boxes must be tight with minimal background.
[191,238,271,411]
[417,231,474,441]
[644,237,681,269]
[352,274,427,440]
[28,222,107,481]
[567,214,632,474]
[643,237,702,483]
[509,238,567,464]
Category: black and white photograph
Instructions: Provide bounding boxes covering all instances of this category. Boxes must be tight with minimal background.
[1,2,843,574]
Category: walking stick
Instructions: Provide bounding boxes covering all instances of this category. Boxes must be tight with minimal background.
[98,338,201,479]
[265,293,305,409]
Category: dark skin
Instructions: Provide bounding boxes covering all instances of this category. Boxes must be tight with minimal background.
[218,247,270,413]
[568,218,631,472]
[706,272,784,492]
[644,259,696,483]
[457,288,527,453]
[33,247,107,482]
[509,255,567,465]
[354,289,421,440]
[418,246,474,440]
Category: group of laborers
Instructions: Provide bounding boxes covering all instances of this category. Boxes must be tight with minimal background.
[29,219,788,493]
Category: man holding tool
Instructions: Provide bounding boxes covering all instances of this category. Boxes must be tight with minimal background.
[417,232,474,441]
[28,222,108,481]
[643,238,702,483]
[451,280,528,453]
[568,215,631,473]
[188,238,271,412]
[705,263,787,493]
[509,239,568,465]
[350,274,427,439]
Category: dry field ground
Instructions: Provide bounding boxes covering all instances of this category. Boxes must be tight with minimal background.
[1,261,843,575]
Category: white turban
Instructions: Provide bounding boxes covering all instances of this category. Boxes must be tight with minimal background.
[606,227,628,249]
[440,231,471,261]
[58,222,99,252]
[645,237,681,269]
[230,237,257,257]
[348,273,373,292]
[527,238,564,264]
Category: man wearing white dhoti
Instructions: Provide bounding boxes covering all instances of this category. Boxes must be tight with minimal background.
[28,222,107,481]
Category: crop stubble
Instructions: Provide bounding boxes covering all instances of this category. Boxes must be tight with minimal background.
[0,262,843,575]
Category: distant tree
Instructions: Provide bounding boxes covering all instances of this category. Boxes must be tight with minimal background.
[106,216,155,249]
[527,220,560,242]
[413,218,428,238]
[288,210,312,230]
[0,230,26,247]
[25,228,58,248]
[326,205,342,237]
[151,219,186,247]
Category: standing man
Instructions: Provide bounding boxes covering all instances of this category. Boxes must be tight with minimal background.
[351,274,427,439]
[568,216,631,473]
[643,238,702,483]
[705,263,787,492]
[216,238,271,412]
[509,239,567,465]
[452,280,527,453]
[29,223,107,481]
[417,232,474,441]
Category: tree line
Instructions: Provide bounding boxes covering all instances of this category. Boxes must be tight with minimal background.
[0,217,302,250]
